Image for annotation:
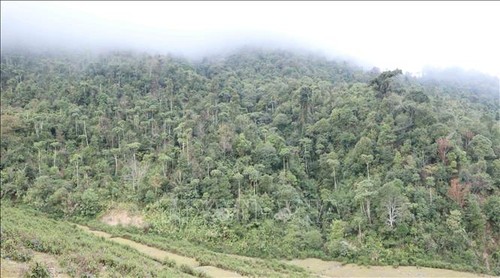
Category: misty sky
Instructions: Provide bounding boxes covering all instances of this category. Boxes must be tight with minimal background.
[2,1,499,77]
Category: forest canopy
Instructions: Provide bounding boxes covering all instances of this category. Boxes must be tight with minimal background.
[1,48,499,275]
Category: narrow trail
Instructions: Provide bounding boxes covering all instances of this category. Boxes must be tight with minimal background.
[286,258,494,278]
[76,225,243,278]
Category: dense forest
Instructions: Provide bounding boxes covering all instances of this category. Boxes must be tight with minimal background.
[1,48,499,275]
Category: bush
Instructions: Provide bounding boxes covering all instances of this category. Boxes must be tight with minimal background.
[1,236,33,262]
[163,257,176,268]
[302,229,324,250]
[179,264,209,278]
[77,189,103,217]
[24,262,51,278]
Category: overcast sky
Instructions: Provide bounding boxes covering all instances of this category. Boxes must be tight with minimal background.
[2,1,499,77]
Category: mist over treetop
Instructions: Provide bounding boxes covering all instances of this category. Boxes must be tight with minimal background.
[2,1,499,77]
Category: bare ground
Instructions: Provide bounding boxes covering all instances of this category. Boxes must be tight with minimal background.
[100,208,145,228]
[287,258,494,278]
[1,258,27,278]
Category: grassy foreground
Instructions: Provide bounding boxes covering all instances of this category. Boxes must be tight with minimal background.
[83,220,308,277]
[0,205,196,277]
[2,204,493,278]
[1,204,309,277]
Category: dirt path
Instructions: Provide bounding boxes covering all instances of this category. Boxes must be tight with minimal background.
[76,225,242,277]
[1,258,27,277]
[287,258,494,278]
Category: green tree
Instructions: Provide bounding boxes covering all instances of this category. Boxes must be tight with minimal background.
[464,195,486,239]
[470,134,495,161]
[355,179,376,224]
[369,69,402,97]
[327,157,340,190]
[484,196,500,234]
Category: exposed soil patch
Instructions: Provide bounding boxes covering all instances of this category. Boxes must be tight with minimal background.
[76,224,112,238]
[109,237,199,267]
[287,258,493,278]
[1,258,28,278]
[100,208,145,228]
[196,266,243,277]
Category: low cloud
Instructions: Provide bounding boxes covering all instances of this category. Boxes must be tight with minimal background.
[2,2,499,77]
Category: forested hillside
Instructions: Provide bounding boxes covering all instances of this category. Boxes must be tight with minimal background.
[1,49,499,275]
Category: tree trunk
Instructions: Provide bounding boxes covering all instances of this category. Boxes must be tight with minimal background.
[367,199,372,224]
[238,182,241,221]
[333,170,337,190]
[132,152,137,192]
[38,149,42,175]
[83,121,89,146]
[358,222,362,243]
[75,161,79,187]
[114,155,118,176]
[387,203,395,228]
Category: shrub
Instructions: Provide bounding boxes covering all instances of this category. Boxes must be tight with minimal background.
[1,236,33,262]
[24,262,51,278]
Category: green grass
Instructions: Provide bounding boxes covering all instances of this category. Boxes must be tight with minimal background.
[0,205,193,277]
[83,220,309,277]
[1,204,309,277]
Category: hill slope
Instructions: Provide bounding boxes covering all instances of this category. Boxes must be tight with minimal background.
[1,49,499,275]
